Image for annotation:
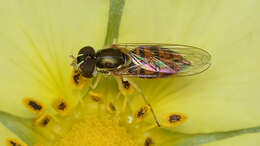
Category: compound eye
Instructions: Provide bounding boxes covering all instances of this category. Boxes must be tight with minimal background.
[77,46,95,64]
[79,58,96,78]
[78,46,95,56]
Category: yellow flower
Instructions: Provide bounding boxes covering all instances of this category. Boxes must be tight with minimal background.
[1,0,260,146]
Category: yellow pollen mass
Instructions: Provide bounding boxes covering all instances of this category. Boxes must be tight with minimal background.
[55,117,137,146]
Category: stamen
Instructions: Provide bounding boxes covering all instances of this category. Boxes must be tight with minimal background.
[144,137,155,146]
[162,112,188,127]
[22,97,45,115]
[5,137,28,146]
[52,98,71,116]
[117,79,134,96]
[135,105,150,121]
[106,102,117,114]
[89,91,104,104]
[122,80,130,89]
[71,70,87,89]
[34,114,52,127]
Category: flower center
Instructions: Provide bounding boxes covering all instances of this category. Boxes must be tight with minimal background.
[55,116,138,146]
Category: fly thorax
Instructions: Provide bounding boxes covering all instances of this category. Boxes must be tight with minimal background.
[96,48,127,70]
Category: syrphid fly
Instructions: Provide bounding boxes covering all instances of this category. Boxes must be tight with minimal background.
[71,43,211,127]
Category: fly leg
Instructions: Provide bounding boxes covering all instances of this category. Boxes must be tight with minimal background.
[79,73,101,107]
[116,77,161,127]
[90,73,102,89]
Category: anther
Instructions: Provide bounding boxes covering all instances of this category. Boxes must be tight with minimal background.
[162,112,188,127]
[34,114,52,127]
[89,91,104,104]
[52,98,70,116]
[122,80,130,89]
[144,137,155,146]
[71,70,87,89]
[6,137,28,146]
[117,78,134,96]
[169,114,181,123]
[135,105,150,121]
[22,97,45,115]
[73,73,80,85]
[106,102,117,114]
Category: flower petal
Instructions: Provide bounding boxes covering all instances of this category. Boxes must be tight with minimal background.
[204,133,260,146]
[0,0,109,115]
[146,126,260,146]
[0,111,43,145]
[0,124,18,146]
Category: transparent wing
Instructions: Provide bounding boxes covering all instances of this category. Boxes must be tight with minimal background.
[130,52,176,73]
[170,45,211,76]
[112,43,211,77]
